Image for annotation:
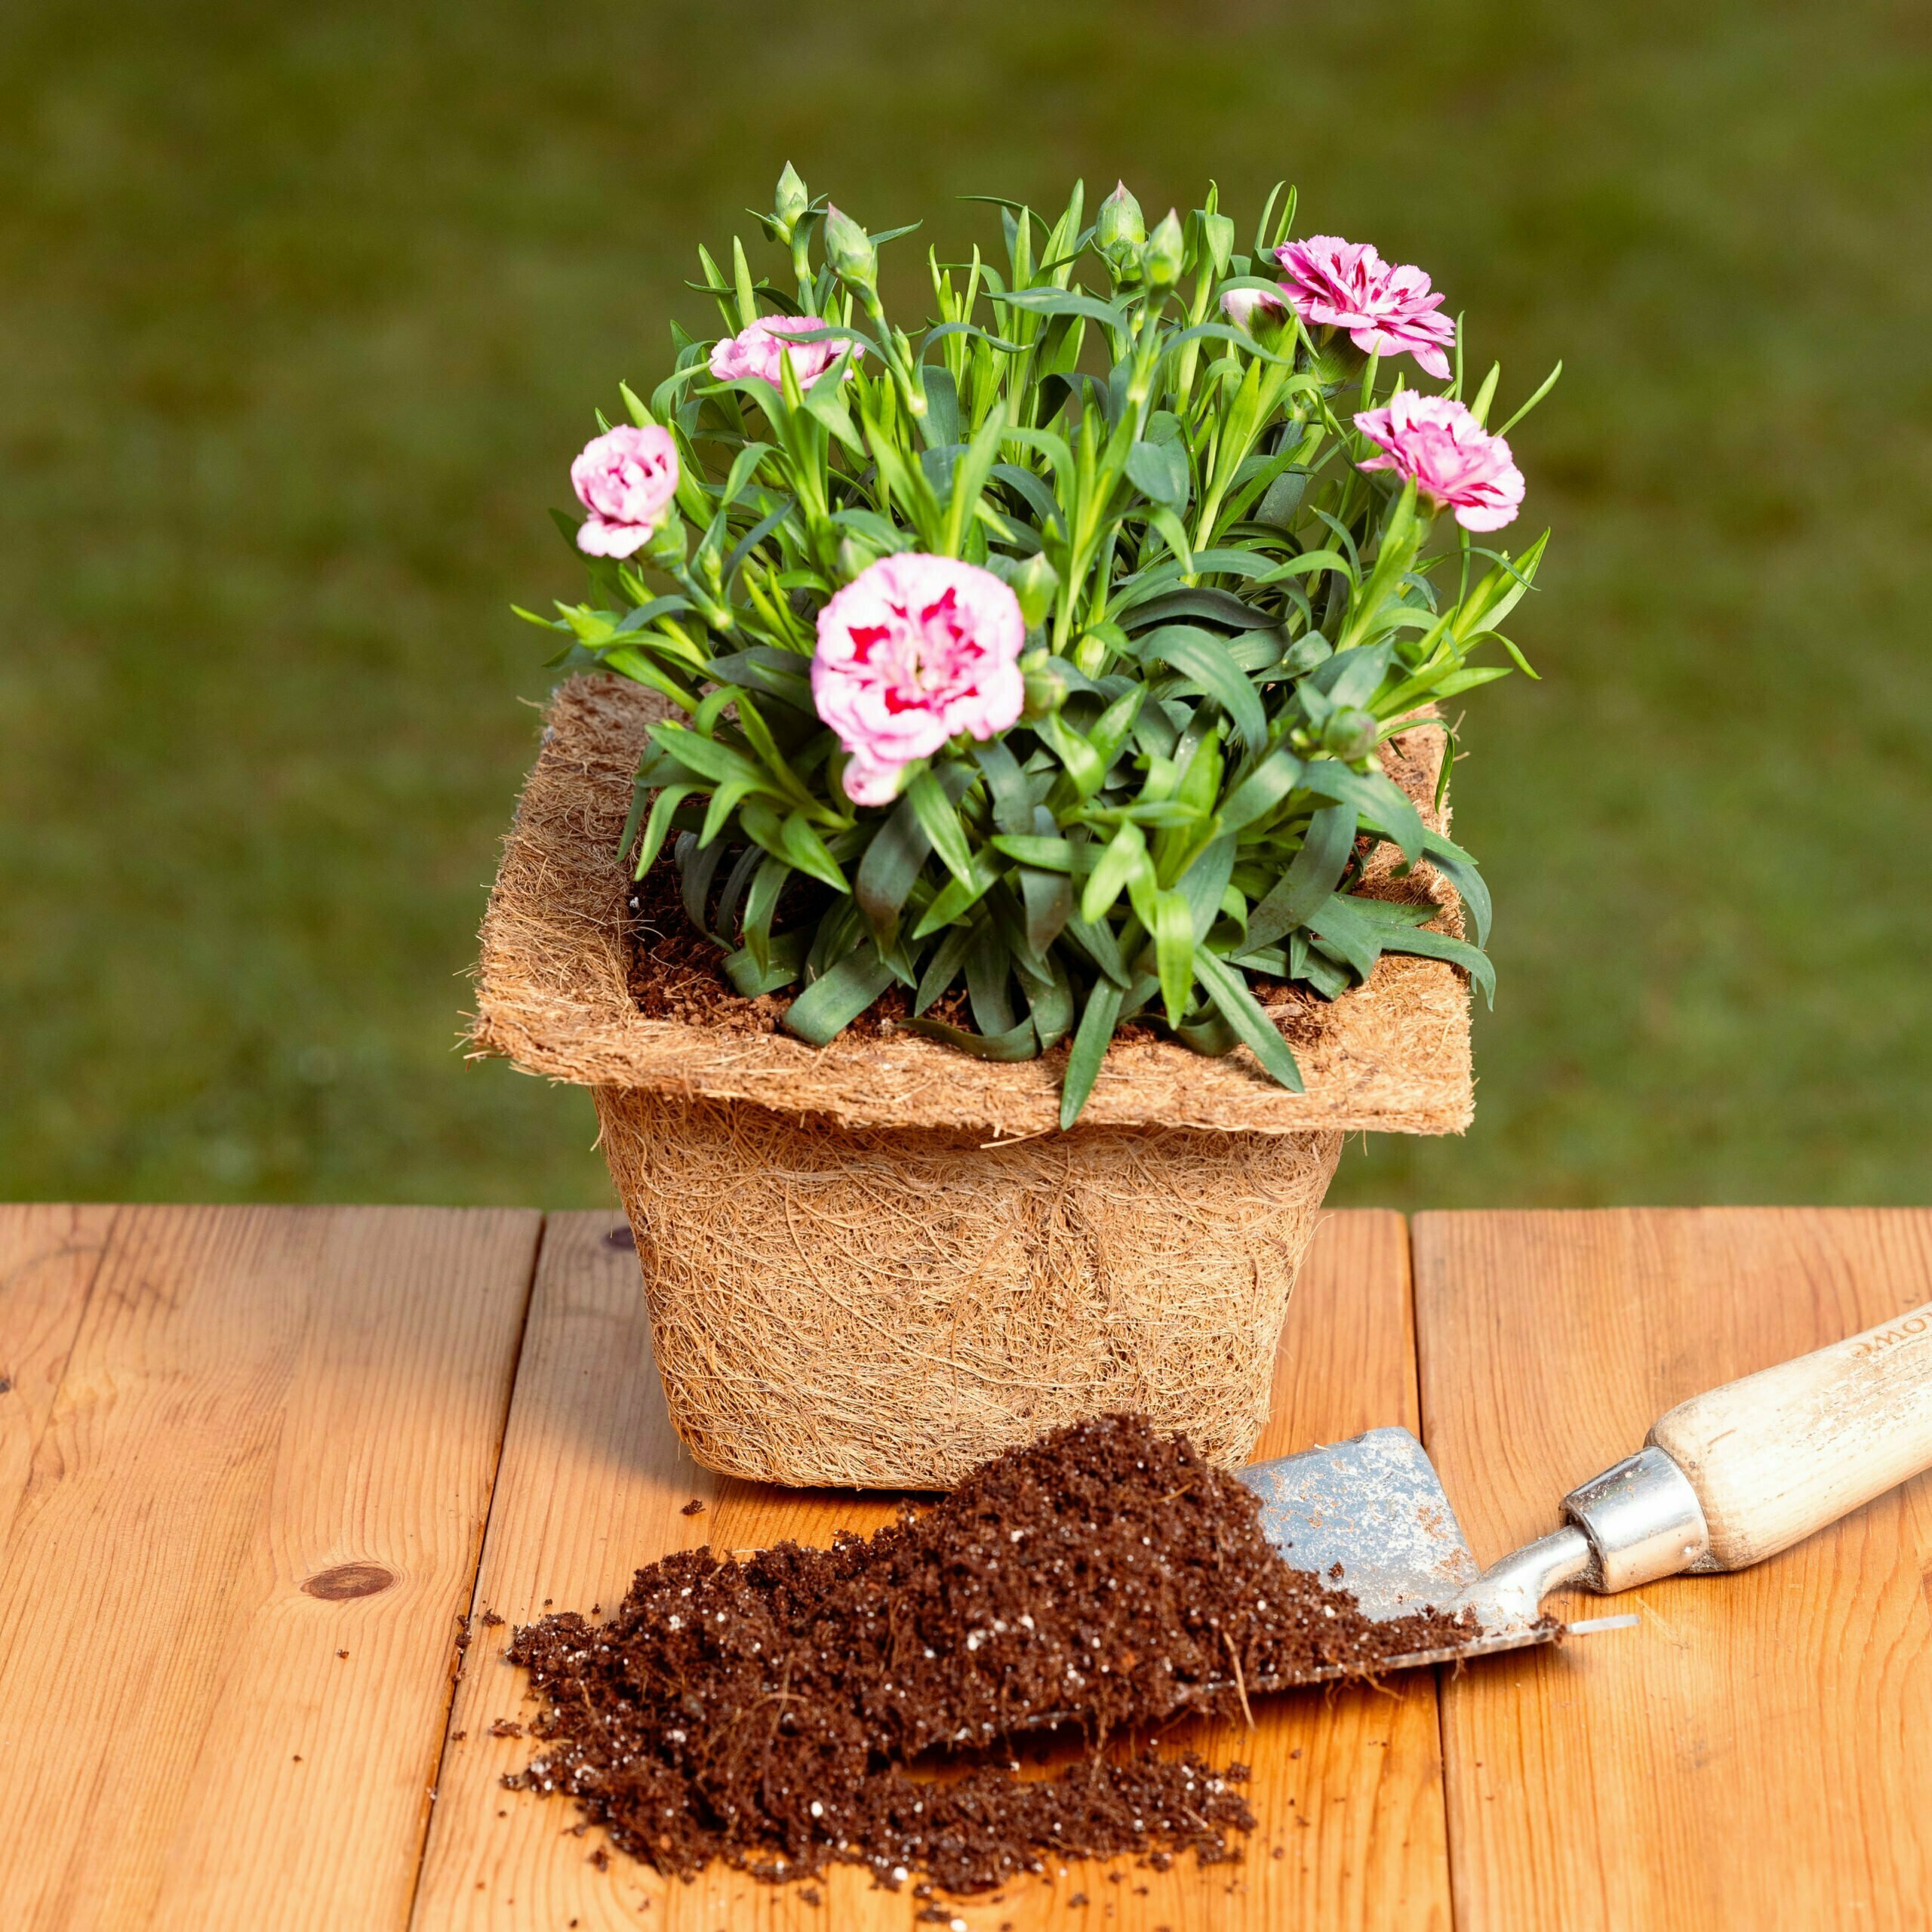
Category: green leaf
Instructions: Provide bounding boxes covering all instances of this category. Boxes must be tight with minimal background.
[1060,977,1124,1129]
[678,834,731,936]
[963,922,1016,1035]
[1153,888,1197,1026]
[920,364,962,447]
[900,1014,1040,1059]
[910,851,1003,936]
[856,790,934,944]
[989,833,1075,870]
[777,811,849,892]
[1299,761,1426,864]
[1130,626,1268,749]
[1177,833,1235,942]
[741,853,792,975]
[1219,747,1307,835]
[1192,949,1306,1092]
[1418,829,1492,947]
[906,768,976,885]
[913,921,975,1014]
[634,783,697,878]
[1372,924,1496,1005]
[990,288,1127,328]
[1015,952,1076,1051]
[1303,893,1385,979]
[721,931,805,995]
[1121,586,1279,632]
[1081,819,1146,924]
[1017,829,1074,956]
[1125,438,1189,509]
[972,737,1034,835]
[1246,802,1355,952]
[783,945,899,1044]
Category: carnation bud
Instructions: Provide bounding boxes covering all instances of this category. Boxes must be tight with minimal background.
[773,162,810,235]
[1021,653,1068,721]
[988,552,1060,632]
[1140,210,1185,289]
[835,534,881,583]
[1221,285,1294,353]
[1322,706,1380,763]
[645,515,688,566]
[1096,181,1146,275]
[822,205,878,297]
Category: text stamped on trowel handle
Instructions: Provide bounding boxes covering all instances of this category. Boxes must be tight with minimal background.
[1645,1299,1932,1572]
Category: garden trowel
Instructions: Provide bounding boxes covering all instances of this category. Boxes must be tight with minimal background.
[1236,1297,1932,1687]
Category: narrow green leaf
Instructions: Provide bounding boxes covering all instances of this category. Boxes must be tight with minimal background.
[777,811,848,892]
[1060,977,1125,1129]
[1130,625,1268,748]
[1418,830,1492,947]
[1126,438,1189,509]
[855,791,933,944]
[910,852,1003,937]
[1219,748,1307,834]
[1246,802,1356,952]
[1153,888,1196,1026]
[783,945,898,1044]
[964,922,1016,1035]
[900,1014,1040,1059]
[1299,761,1426,863]
[1192,949,1306,1093]
[907,769,977,885]
[1081,819,1146,924]
[634,783,697,878]
[721,931,805,995]
[913,921,975,1014]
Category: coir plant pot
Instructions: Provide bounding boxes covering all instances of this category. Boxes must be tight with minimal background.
[472,675,1472,1489]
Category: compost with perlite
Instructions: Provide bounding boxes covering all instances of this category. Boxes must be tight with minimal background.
[500,1414,1470,1893]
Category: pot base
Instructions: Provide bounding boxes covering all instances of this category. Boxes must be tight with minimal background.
[598,1089,1343,1489]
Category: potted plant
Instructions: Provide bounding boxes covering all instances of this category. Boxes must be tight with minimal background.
[474,169,1555,1487]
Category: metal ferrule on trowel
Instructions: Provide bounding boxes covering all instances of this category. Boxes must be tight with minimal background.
[1236,1297,1932,1684]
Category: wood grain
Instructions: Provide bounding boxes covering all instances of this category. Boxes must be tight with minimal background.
[0,1204,541,1932]
[1413,1208,1932,1932]
[0,1205,117,1561]
[410,1208,1454,1932]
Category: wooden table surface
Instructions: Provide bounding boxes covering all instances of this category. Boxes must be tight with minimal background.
[1,1204,1927,1931]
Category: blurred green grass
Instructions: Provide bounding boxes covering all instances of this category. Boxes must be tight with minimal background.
[3,0,1927,1208]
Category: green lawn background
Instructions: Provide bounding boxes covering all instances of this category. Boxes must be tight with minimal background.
[4,0,1927,1208]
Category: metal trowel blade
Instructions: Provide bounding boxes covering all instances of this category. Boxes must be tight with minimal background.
[1237,1426,1633,1685]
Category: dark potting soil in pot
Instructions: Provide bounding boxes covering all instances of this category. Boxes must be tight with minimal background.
[497,1414,1474,1896]
[621,853,1331,1049]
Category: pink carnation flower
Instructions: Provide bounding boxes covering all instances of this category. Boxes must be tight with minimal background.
[570,425,678,558]
[709,315,862,391]
[1275,235,1455,381]
[1354,392,1525,532]
[811,554,1026,807]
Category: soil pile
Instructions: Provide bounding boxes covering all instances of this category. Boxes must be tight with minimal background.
[503,1414,1471,1894]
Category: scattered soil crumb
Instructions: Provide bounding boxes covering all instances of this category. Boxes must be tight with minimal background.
[681,1498,706,1516]
[488,1719,524,1739]
[501,1414,1474,1896]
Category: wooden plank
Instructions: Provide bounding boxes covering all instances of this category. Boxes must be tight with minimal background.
[0,1205,117,1561]
[1413,1208,1932,1932]
[411,1208,1453,1932]
[0,1204,541,1932]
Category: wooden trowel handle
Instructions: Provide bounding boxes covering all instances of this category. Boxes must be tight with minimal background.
[1646,1300,1932,1571]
